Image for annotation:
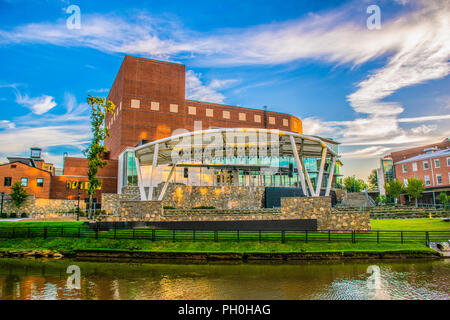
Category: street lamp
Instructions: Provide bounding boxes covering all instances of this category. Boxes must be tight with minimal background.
[77,190,81,221]
[0,192,4,216]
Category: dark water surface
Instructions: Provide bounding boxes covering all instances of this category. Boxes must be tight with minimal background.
[0,258,448,300]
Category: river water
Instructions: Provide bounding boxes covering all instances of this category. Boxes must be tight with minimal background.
[0,258,448,300]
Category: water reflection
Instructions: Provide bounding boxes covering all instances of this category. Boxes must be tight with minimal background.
[0,258,448,300]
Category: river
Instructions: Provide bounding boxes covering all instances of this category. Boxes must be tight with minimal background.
[0,258,448,300]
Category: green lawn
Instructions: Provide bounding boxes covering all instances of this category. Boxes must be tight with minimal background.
[0,237,435,254]
[371,218,450,231]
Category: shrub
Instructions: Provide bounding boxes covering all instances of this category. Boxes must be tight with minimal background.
[164,206,176,209]
[1,213,7,219]
[192,206,215,210]
[10,181,29,209]
[9,212,17,218]
[20,212,27,218]
[375,195,387,206]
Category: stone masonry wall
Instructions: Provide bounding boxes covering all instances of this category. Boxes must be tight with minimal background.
[158,184,265,210]
[1,198,86,217]
[99,192,370,231]
[281,197,370,231]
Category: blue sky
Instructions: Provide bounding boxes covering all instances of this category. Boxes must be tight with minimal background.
[0,0,449,180]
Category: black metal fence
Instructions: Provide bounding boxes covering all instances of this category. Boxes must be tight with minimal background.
[0,226,448,245]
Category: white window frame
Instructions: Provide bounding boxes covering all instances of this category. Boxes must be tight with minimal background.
[424,175,430,186]
[412,162,417,172]
[447,157,450,167]
[239,113,246,121]
[254,115,261,123]
[403,178,408,186]
[150,101,160,111]
[170,104,178,113]
[268,117,275,125]
[206,109,213,117]
[130,99,140,109]
[436,174,442,185]
[423,160,429,170]
[434,159,440,168]
[188,106,196,115]
[223,111,230,119]
[402,164,407,173]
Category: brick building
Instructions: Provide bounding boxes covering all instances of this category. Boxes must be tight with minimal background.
[105,56,302,159]
[378,138,450,204]
[0,148,117,201]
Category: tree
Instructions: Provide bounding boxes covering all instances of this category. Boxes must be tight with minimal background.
[385,179,403,204]
[343,176,368,192]
[405,178,425,207]
[10,181,29,209]
[84,95,115,219]
[437,192,448,209]
[368,169,378,190]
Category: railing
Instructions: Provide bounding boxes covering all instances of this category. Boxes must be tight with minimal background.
[0,226,448,246]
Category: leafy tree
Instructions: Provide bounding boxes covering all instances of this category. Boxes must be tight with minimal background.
[368,169,378,191]
[375,194,387,206]
[343,176,368,192]
[385,179,403,204]
[405,178,425,207]
[84,95,115,219]
[10,181,29,209]
[437,192,448,209]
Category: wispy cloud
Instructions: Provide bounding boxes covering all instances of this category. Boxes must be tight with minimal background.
[186,70,238,104]
[15,93,57,114]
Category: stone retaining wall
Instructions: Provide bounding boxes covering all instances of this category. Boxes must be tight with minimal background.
[98,195,370,231]
[1,198,86,216]
[158,184,265,210]
[281,197,370,231]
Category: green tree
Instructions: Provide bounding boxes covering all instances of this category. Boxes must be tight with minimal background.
[84,95,115,219]
[405,178,425,207]
[385,179,403,204]
[343,176,367,192]
[437,192,448,209]
[10,181,29,210]
[367,169,378,190]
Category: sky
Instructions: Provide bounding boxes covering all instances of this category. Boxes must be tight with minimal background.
[0,0,449,180]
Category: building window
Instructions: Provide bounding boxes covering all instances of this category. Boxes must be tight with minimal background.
[21,178,28,187]
[436,174,442,185]
[254,115,261,123]
[4,177,11,186]
[403,178,408,186]
[424,175,430,186]
[268,116,275,125]
[423,161,429,170]
[447,157,450,167]
[239,113,246,121]
[205,109,213,117]
[188,106,196,115]
[170,104,178,113]
[283,119,289,126]
[10,164,16,169]
[150,101,159,111]
[402,164,407,173]
[434,159,440,168]
[130,99,140,109]
[223,111,230,119]
[412,162,417,172]
[37,178,44,187]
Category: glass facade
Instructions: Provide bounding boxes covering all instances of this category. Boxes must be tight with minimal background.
[123,151,138,186]
[123,153,341,189]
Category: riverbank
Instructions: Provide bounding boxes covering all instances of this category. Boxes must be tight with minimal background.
[0,237,440,261]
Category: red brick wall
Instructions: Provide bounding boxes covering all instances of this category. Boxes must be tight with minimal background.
[105,55,302,159]
[0,162,51,198]
[49,157,118,200]
[395,154,450,188]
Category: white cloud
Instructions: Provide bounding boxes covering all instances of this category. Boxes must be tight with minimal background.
[186,70,238,104]
[410,124,437,134]
[15,93,57,115]
[0,120,15,129]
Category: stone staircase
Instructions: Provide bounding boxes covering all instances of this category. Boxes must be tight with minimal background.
[339,192,375,208]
